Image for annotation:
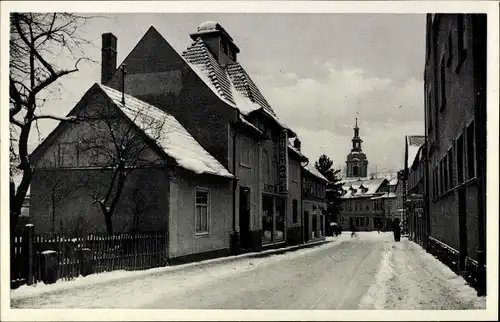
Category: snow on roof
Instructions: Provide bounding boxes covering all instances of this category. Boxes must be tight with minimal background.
[99,84,233,178]
[340,178,386,199]
[407,135,425,167]
[181,37,295,136]
[288,144,307,161]
[197,21,219,32]
[389,177,398,186]
[302,164,329,182]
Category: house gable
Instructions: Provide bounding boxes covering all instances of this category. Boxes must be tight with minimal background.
[32,86,165,169]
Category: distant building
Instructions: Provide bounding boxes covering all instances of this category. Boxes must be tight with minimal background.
[405,135,426,245]
[338,177,390,231]
[301,163,328,241]
[345,118,368,178]
[424,14,486,293]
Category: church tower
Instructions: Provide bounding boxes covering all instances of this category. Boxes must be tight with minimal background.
[345,118,369,177]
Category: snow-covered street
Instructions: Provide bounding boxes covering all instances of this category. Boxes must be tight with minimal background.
[10,232,485,310]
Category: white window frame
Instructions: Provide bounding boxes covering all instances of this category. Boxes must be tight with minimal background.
[195,187,210,236]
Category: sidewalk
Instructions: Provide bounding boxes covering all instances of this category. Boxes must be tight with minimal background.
[11,236,336,300]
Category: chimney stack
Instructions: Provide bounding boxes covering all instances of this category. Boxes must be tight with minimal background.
[293,138,301,151]
[101,33,117,84]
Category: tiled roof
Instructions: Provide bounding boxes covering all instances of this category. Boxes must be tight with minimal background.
[182,38,236,106]
[182,38,276,117]
[99,84,233,178]
[408,135,426,147]
[407,135,426,168]
[340,178,386,199]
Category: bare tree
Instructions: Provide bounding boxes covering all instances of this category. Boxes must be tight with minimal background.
[130,187,151,234]
[9,13,96,233]
[42,169,84,235]
[81,100,168,235]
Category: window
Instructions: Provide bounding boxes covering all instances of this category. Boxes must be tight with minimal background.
[466,121,476,179]
[240,137,251,166]
[292,199,298,223]
[439,160,444,195]
[220,41,228,54]
[457,133,465,184]
[228,50,236,61]
[448,149,454,188]
[427,87,433,131]
[456,14,467,72]
[443,155,448,192]
[263,149,270,180]
[195,189,210,235]
[57,142,78,167]
[366,217,369,227]
[447,32,453,67]
[440,54,446,110]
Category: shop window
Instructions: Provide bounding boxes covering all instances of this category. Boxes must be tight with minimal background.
[262,195,274,244]
[275,198,285,242]
[195,189,210,235]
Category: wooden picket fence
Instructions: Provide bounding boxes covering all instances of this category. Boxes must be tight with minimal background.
[11,226,167,288]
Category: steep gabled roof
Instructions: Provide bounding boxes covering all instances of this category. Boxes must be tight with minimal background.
[302,164,329,183]
[99,84,233,178]
[407,135,426,169]
[181,37,294,136]
[31,83,233,179]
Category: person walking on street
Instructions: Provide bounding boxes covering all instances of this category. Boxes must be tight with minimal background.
[392,218,401,242]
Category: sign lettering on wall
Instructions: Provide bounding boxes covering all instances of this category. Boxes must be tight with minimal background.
[278,130,289,194]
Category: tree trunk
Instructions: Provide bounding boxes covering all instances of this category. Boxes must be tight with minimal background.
[105,214,113,235]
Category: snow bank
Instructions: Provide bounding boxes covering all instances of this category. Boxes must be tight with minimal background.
[11,237,343,301]
[358,241,394,309]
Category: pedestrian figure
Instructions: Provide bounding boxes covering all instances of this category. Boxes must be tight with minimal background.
[392,218,401,242]
[351,225,357,238]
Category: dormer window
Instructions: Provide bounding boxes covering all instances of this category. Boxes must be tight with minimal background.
[220,41,228,54]
[228,49,236,61]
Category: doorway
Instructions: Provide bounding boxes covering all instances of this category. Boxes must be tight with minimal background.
[458,187,468,271]
[303,211,310,242]
[239,187,251,250]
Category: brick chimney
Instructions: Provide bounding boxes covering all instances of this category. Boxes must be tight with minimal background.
[293,138,301,151]
[101,33,117,84]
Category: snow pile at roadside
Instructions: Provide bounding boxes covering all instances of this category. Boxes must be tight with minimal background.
[11,236,344,302]
[407,241,486,309]
[358,241,395,309]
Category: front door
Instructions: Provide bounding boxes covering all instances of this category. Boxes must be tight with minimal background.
[239,187,251,250]
[458,187,468,271]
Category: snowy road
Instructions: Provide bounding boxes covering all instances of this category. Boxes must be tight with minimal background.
[10,232,485,309]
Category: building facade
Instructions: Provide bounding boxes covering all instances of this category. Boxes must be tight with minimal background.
[302,164,328,241]
[424,14,486,294]
[29,84,235,262]
[405,136,427,246]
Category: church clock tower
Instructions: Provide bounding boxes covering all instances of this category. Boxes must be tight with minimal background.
[346,118,368,178]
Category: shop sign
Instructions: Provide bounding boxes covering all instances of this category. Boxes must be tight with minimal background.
[278,130,289,193]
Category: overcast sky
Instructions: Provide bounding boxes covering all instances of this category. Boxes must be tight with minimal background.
[28,13,426,175]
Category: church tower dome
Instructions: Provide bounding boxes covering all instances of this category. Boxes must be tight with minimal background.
[345,118,369,177]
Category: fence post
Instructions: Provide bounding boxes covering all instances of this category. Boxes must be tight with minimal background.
[25,224,34,285]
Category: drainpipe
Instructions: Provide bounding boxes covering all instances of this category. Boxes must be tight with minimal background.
[230,118,240,255]
[301,160,309,243]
